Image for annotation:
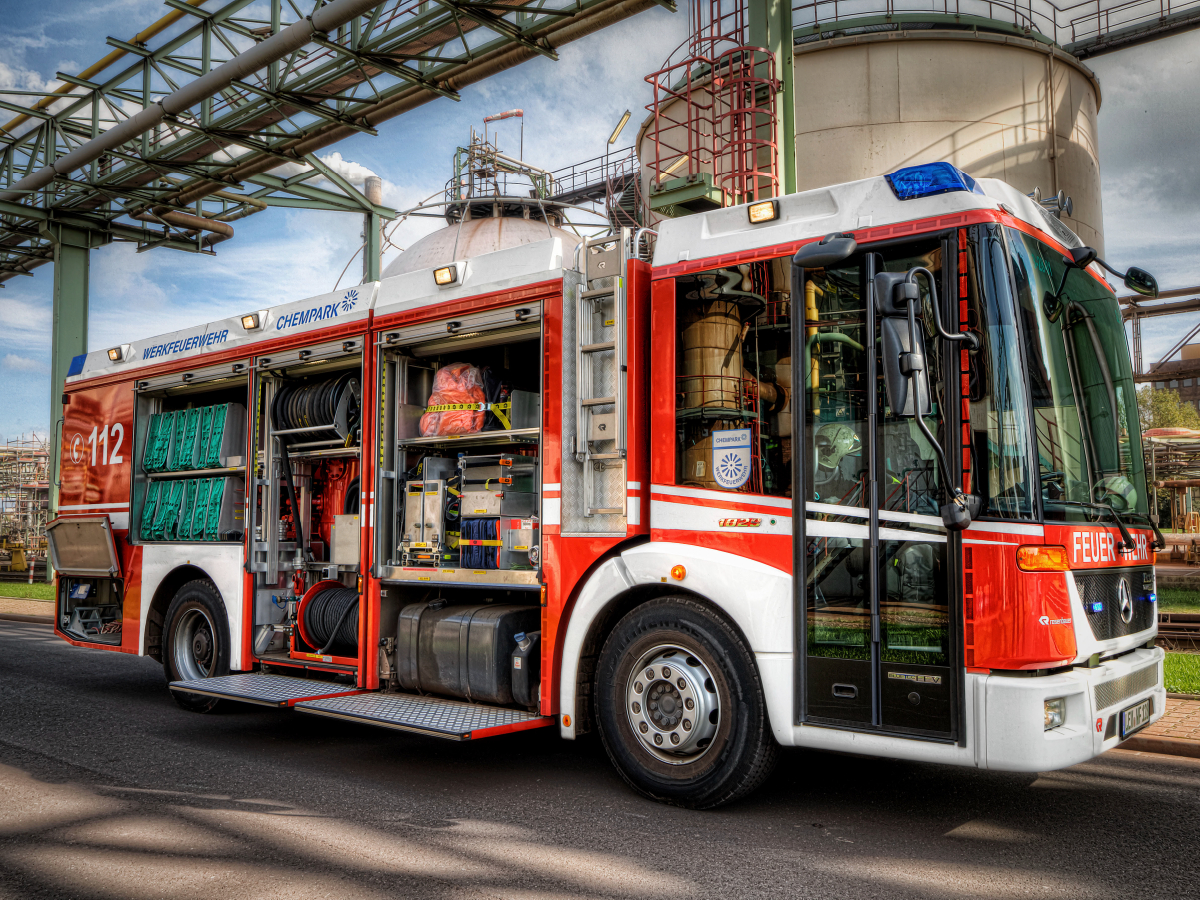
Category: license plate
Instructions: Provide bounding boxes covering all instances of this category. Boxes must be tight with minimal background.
[1120,698,1152,739]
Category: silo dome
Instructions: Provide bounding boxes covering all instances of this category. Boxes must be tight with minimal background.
[383,215,581,279]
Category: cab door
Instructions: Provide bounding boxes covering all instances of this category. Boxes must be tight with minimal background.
[798,237,958,739]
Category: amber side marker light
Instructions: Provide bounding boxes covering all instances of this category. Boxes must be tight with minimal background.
[670,564,686,581]
[1016,545,1070,572]
[747,199,779,224]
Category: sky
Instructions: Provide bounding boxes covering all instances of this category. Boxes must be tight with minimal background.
[0,1,1198,441]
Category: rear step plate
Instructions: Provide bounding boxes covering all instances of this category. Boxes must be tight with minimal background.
[295,692,550,740]
[170,673,363,708]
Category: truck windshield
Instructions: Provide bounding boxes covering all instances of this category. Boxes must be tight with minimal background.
[1005,229,1148,522]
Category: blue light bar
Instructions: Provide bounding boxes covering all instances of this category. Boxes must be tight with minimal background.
[885,162,983,201]
[1090,602,1103,613]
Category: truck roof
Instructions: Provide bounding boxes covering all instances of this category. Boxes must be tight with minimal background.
[649,169,1084,268]
[65,168,1084,385]
[65,237,572,384]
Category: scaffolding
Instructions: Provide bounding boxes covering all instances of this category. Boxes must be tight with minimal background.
[0,435,49,574]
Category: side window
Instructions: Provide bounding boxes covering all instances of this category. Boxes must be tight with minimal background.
[674,258,792,497]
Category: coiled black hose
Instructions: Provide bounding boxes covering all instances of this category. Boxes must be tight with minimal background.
[302,586,359,655]
[272,373,360,435]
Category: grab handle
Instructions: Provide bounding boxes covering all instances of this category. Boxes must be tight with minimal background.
[832,683,858,699]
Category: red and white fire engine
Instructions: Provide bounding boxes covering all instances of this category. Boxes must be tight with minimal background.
[50,162,1166,808]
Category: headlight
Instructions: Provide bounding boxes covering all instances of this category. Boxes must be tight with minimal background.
[1044,697,1066,731]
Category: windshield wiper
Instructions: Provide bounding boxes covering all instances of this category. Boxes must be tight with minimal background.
[1050,499,1134,551]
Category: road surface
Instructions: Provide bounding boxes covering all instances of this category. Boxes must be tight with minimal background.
[0,620,1195,899]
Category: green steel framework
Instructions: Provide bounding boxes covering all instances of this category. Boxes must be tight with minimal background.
[0,0,673,539]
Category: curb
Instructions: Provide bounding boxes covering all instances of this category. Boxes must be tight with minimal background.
[0,613,53,625]
[1120,735,1200,760]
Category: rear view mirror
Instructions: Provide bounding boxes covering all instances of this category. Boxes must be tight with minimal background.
[1067,246,1097,268]
[874,272,932,418]
[1124,266,1158,298]
[873,266,979,531]
[1067,247,1159,300]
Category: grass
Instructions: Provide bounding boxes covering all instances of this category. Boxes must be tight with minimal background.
[0,582,54,601]
[1165,652,1200,695]
[1157,588,1200,613]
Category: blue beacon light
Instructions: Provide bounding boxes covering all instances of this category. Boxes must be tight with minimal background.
[884,162,984,201]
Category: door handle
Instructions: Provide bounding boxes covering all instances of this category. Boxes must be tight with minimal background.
[832,683,858,699]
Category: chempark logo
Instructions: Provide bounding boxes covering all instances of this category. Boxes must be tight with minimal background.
[275,289,359,330]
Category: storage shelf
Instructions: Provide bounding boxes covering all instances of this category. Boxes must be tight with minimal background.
[287,446,361,460]
[145,466,245,480]
[397,427,539,449]
[379,565,541,589]
[675,407,757,422]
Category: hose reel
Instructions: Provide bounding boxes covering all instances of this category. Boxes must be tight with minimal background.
[271,372,361,442]
[297,580,360,656]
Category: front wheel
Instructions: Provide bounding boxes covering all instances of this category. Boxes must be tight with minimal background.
[595,597,778,809]
[162,579,230,713]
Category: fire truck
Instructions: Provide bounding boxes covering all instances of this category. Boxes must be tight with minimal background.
[49,162,1166,808]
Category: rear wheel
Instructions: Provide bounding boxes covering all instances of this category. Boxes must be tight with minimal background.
[162,579,230,713]
[595,597,777,809]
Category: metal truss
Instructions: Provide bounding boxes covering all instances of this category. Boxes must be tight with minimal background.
[0,0,667,284]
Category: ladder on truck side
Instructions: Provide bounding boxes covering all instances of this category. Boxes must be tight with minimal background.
[575,229,629,517]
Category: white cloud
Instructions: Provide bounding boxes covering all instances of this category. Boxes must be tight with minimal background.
[2,354,48,373]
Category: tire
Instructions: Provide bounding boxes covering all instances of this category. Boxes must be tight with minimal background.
[595,596,778,809]
[162,579,230,713]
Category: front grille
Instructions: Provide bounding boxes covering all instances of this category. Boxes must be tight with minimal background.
[1094,663,1159,711]
[1074,568,1156,642]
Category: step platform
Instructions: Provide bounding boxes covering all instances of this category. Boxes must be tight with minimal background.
[295,691,551,741]
[169,673,364,707]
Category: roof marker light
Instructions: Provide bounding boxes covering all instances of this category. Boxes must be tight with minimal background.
[885,162,983,201]
[747,200,779,224]
[241,313,261,330]
[434,264,458,286]
[107,347,123,362]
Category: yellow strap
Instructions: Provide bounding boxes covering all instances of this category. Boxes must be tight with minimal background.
[459,539,502,546]
[490,401,511,430]
[425,402,484,413]
[424,399,511,428]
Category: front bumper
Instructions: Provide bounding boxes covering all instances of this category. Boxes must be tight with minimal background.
[982,647,1165,771]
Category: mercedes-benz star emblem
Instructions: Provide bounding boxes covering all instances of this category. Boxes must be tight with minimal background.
[1117,578,1133,625]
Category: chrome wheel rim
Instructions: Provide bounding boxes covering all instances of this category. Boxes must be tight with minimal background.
[624,644,720,765]
[174,608,216,680]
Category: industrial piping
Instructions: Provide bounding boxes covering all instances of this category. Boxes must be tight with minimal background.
[0,0,384,203]
[165,0,663,209]
[131,208,235,248]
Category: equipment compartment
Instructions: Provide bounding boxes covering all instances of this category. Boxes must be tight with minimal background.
[247,341,366,674]
[376,322,543,588]
[58,576,124,645]
[132,369,248,544]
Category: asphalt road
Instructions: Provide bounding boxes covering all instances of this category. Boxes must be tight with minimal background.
[1,620,1196,900]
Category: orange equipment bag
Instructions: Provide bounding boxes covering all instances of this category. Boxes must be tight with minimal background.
[419,363,486,436]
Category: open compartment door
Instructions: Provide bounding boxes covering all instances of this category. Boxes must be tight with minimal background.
[48,516,125,645]
[46,516,121,577]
